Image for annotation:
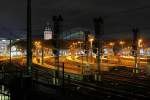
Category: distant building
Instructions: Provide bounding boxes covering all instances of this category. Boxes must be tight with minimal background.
[44,23,53,40]
[0,39,9,55]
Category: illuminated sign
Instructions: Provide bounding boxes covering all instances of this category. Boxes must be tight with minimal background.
[44,30,52,40]
[44,22,52,40]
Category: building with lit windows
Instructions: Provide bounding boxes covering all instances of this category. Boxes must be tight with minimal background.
[0,39,10,56]
[44,23,53,40]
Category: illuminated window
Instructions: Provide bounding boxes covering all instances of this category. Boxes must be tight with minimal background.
[44,23,53,40]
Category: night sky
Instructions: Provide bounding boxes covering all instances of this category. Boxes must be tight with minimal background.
[0,0,150,39]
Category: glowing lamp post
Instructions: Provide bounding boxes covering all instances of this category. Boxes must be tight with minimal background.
[138,39,143,67]
[34,41,41,63]
[109,42,115,53]
[138,39,143,48]
[88,35,94,63]
[78,41,81,50]
[109,42,115,64]
[119,41,125,50]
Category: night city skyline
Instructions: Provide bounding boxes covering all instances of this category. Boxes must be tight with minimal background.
[1,0,150,100]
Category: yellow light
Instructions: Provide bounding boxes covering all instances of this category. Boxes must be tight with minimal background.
[138,39,143,47]
[34,41,41,48]
[119,41,125,45]
[138,39,142,42]
[88,34,95,42]
[109,42,115,46]
[89,38,94,42]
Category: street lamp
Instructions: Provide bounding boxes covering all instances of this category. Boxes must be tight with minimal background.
[34,41,41,63]
[109,42,115,46]
[119,41,125,49]
[88,35,94,63]
[138,39,143,48]
[138,39,143,68]
[9,40,11,64]
[77,41,83,55]
[77,41,81,49]
[109,42,115,54]
[109,42,115,64]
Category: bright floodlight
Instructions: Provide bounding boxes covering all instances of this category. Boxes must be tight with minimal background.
[119,41,125,45]
[109,42,115,46]
[16,39,20,41]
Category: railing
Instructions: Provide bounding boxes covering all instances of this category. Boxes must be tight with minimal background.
[0,64,91,99]
[32,66,84,86]
[0,85,10,100]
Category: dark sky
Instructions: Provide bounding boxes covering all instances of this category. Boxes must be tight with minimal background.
[0,0,150,39]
